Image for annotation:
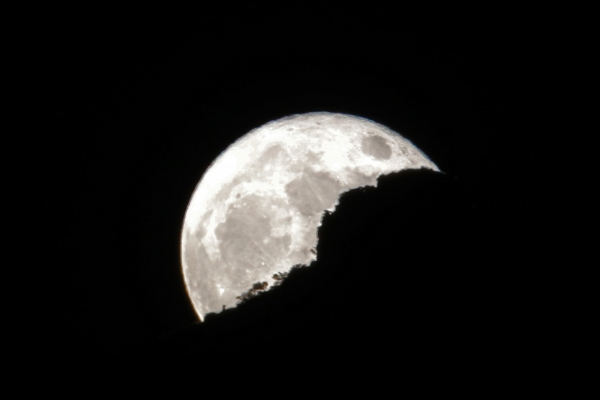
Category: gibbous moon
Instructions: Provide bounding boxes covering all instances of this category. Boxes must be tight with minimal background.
[181,112,438,321]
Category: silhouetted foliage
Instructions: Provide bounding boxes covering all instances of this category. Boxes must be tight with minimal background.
[271,264,305,287]
[236,265,305,304]
[118,169,536,378]
[236,281,269,304]
[271,270,289,286]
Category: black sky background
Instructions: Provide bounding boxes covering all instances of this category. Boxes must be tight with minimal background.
[10,3,557,379]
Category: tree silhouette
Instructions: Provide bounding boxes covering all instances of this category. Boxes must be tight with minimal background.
[236,281,269,304]
[235,265,305,304]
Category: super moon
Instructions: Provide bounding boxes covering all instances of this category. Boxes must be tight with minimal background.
[181,112,439,321]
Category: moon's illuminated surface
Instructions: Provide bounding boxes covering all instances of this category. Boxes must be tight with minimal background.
[181,112,438,321]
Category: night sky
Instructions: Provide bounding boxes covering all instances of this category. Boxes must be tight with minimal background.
[11,3,555,382]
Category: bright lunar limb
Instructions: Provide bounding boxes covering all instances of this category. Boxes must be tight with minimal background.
[181,112,438,321]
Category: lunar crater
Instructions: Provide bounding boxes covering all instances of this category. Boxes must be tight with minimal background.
[361,135,392,160]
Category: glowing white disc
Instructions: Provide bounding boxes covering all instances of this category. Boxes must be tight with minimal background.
[181,112,438,320]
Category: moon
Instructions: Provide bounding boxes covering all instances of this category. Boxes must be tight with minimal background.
[181,112,438,321]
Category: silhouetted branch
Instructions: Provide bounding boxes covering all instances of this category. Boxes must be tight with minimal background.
[236,281,269,304]
[236,265,306,304]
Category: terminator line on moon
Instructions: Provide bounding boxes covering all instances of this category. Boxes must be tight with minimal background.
[181,112,439,321]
